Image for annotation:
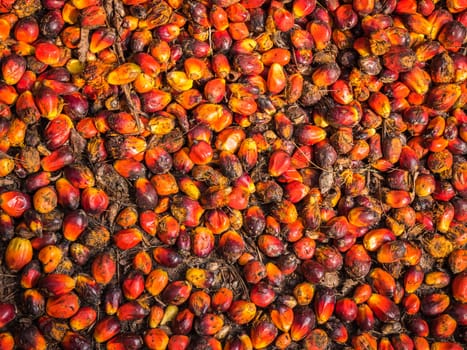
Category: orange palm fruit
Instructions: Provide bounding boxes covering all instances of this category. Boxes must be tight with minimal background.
[5,237,33,271]
[69,306,97,331]
[46,292,80,318]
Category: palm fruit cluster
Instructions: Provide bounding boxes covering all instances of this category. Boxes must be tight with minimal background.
[0,0,466,349]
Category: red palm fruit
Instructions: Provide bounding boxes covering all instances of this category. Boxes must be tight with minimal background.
[293,282,315,306]
[403,293,420,315]
[314,245,343,272]
[367,92,390,118]
[262,48,291,66]
[425,271,451,288]
[369,267,396,298]
[147,305,164,329]
[20,261,42,289]
[205,209,230,234]
[347,206,380,227]
[69,243,91,266]
[290,306,316,341]
[113,227,143,251]
[91,252,115,285]
[162,281,192,306]
[243,260,266,284]
[218,230,245,262]
[257,234,285,258]
[295,124,327,145]
[431,343,464,350]
[5,237,33,271]
[167,335,189,350]
[413,337,430,350]
[390,334,414,350]
[352,333,377,350]
[421,293,451,316]
[0,191,31,218]
[170,195,204,227]
[80,187,109,216]
[335,298,357,323]
[228,301,256,325]
[211,288,233,313]
[185,268,214,289]
[326,319,348,344]
[138,210,157,236]
[15,325,47,350]
[236,138,258,171]
[69,306,97,331]
[132,251,152,275]
[270,304,294,332]
[44,114,73,150]
[312,62,341,88]
[403,265,424,293]
[191,227,215,258]
[103,287,122,316]
[134,178,158,210]
[300,259,324,283]
[89,27,116,53]
[93,316,121,343]
[2,54,26,86]
[284,73,304,104]
[436,202,455,233]
[326,105,360,128]
[0,303,16,328]
[0,332,14,350]
[367,293,400,322]
[267,63,287,95]
[314,287,336,324]
[115,207,138,229]
[449,249,467,274]
[55,178,80,210]
[106,334,144,350]
[376,240,407,264]
[156,215,179,245]
[34,86,62,120]
[408,317,430,338]
[145,269,169,297]
[427,149,453,174]
[353,0,374,14]
[117,301,149,321]
[250,320,277,349]
[428,83,462,111]
[189,291,211,317]
[141,89,172,113]
[293,237,315,260]
[32,186,57,214]
[196,313,224,336]
[302,328,329,350]
[122,271,145,300]
[153,246,183,268]
[351,284,372,306]
[292,0,316,17]
[452,272,467,302]
[272,200,298,224]
[108,112,140,135]
[274,332,291,349]
[39,273,75,296]
[144,329,169,350]
[344,244,371,278]
[452,162,467,195]
[309,21,331,50]
[46,292,79,318]
[331,80,353,105]
[15,91,41,124]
